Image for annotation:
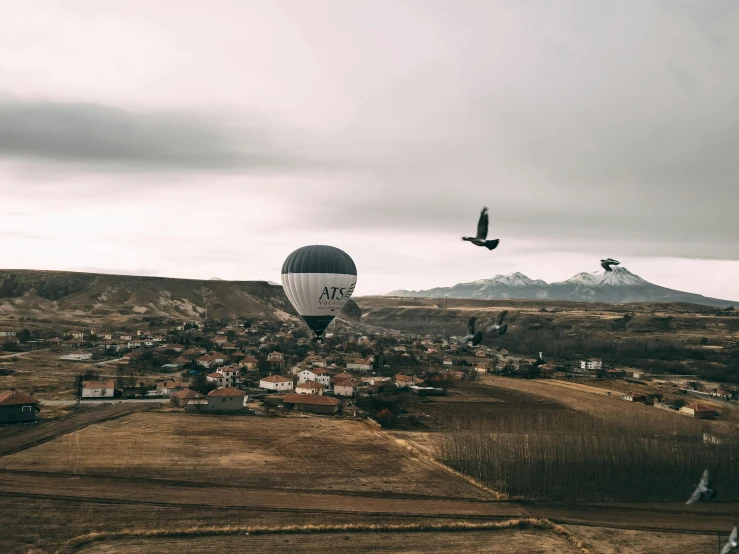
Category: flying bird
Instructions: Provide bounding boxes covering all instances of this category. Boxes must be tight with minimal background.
[721,526,738,554]
[686,469,715,505]
[485,310,509,336]
[601,258,620,272]
[462,207,500,250]
[460,317,484,347]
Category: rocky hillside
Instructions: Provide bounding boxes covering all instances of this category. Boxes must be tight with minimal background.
[0,269,359,326]
[387,267,735,309]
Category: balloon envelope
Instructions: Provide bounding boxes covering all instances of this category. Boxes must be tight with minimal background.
[281,245,357,338]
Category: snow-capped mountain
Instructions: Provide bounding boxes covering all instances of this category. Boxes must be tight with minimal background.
[385,267,735,308]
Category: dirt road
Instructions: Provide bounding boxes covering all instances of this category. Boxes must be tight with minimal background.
[0,403,156,456]
[0,470,734,533]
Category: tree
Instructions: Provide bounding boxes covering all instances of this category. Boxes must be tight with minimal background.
[17,329,32,343]
[375,408,397,429]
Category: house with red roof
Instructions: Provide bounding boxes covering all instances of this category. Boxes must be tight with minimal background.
[0,391,40,423]
[206,387,246,411]
[259,374,293,392]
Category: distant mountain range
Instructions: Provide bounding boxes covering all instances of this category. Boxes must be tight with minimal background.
[386,267,736,308]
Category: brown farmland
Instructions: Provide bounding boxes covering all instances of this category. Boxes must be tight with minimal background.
[0,413,492,500]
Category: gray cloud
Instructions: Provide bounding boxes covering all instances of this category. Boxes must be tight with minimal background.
[2,0,739,280]
[0,101,306,171]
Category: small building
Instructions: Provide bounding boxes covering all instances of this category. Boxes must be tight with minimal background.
[580,359,603,371]
[0,391,40,423]
[621,392,646,402]
[283,393,340,415]
[297,368,331,387]
[198,354,226,369]
[442,358,453,366]
[59,351,93,362]
[239,356,259,370]
[156,379,189,396]
[170,388,206,407]
[296,381,324,396]
[267,352,285,369]
[346,359,372,372]
[207,367,240,388]
[164,344,184,353]
[334,379,358,397]
[395,374,414,389]
[206,387,246,411]
[81,380,116,398]
[259,374,294,392]
[680,403,717,420]
[332,371,354,384]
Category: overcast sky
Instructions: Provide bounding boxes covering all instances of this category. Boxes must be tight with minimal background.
[1,0,738,300]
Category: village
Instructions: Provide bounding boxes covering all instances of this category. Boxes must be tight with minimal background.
[1,316,735,426]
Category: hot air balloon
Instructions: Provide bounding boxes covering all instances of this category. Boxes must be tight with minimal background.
[281,245,357,339]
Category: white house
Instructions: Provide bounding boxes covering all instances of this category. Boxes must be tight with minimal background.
[143,339,155,347]
[127,340,143,349]
[259,374,294,392]
[580,359,603,371]
[0,331,16,337]
[334,379,357,397]
[295,381,324,395]
[59,351,93,361]
[207,367,240,388]
[81,379,115,398]
[298,368,331,387]
[71,332,85,339]
[442,358,453,366]
[206,387,246,411]
[346,359,372,372]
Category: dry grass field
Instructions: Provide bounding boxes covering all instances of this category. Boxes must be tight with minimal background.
[71,526,725,554]
[73,529,580,553]
[0,349,181,401]
[566,525,720,554]
[0,495,498,554]
[0,413,491,500]
[477,375,737,435]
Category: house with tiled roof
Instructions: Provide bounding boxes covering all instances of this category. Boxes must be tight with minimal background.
[156,380,189,396]
[207,366,240,388]
[298,368,331,388]
[198,353,227,369]
[170,388,206,407]
[206,387,246,411]
[81,380,117,398]
[259,374,294,392]
[334,379,358,397]
[296,381,324,396]
[0,391,40,423]
[239,355,259,370]
[332,371,354,384]
[283,393,340,415]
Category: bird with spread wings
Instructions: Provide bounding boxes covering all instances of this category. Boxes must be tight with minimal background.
[462,207,500,251]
